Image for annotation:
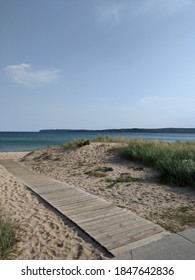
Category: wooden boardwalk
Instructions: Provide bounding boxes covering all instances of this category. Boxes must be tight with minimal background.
[0,159,169,256]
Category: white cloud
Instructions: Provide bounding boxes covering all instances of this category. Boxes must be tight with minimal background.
[5,63,60,87]
[96,2,122,28]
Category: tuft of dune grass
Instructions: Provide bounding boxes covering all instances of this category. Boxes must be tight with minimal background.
[92,136,127,143]
[118,139,195,188]
[60,139,90,149]
[0,215,18,259]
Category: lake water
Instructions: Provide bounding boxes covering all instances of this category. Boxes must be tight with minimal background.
[0,131,195,152]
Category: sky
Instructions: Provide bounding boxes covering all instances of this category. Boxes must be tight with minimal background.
[0,0,195,131]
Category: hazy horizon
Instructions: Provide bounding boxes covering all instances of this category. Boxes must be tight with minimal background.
[1,127,195,133]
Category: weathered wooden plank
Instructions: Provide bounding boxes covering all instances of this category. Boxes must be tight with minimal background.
[47,196,99,207]
[105,225,164,250]
[45,189,93,198]
[111,231,169,256]
[57,200,109,212]
[59,202,112,216]
[32,187,67,194]
[28,181,74,190]
[52,197,99,207]
[20,177,52,185]
[37,186,83,196]
[38,189,76,198]
[81,214,142,234]
[79,210,137,227]
[72,207,125,224]
[90,220,151,240]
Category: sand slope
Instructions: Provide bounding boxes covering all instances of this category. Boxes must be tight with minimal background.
[0,152,109,260]
[22,142,195,233]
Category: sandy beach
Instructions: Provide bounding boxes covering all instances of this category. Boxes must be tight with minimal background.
[0,143,195,259]
[0,152,110,260]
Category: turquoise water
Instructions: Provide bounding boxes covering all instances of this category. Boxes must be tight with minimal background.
[0,131,195,152]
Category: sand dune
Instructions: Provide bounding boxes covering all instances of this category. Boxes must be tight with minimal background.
[22,142,195,232]
[0,143,194,259]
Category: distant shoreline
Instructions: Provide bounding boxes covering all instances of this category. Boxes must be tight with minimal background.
[39,128,195,134]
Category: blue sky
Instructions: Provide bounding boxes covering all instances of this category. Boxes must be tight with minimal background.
[0,0,195,131]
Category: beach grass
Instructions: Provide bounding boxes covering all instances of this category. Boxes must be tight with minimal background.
[60,139,90,149]
[59,137,195,187]
[91,136,127,143]
[117,139,195,188]
[0,215,18,259]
